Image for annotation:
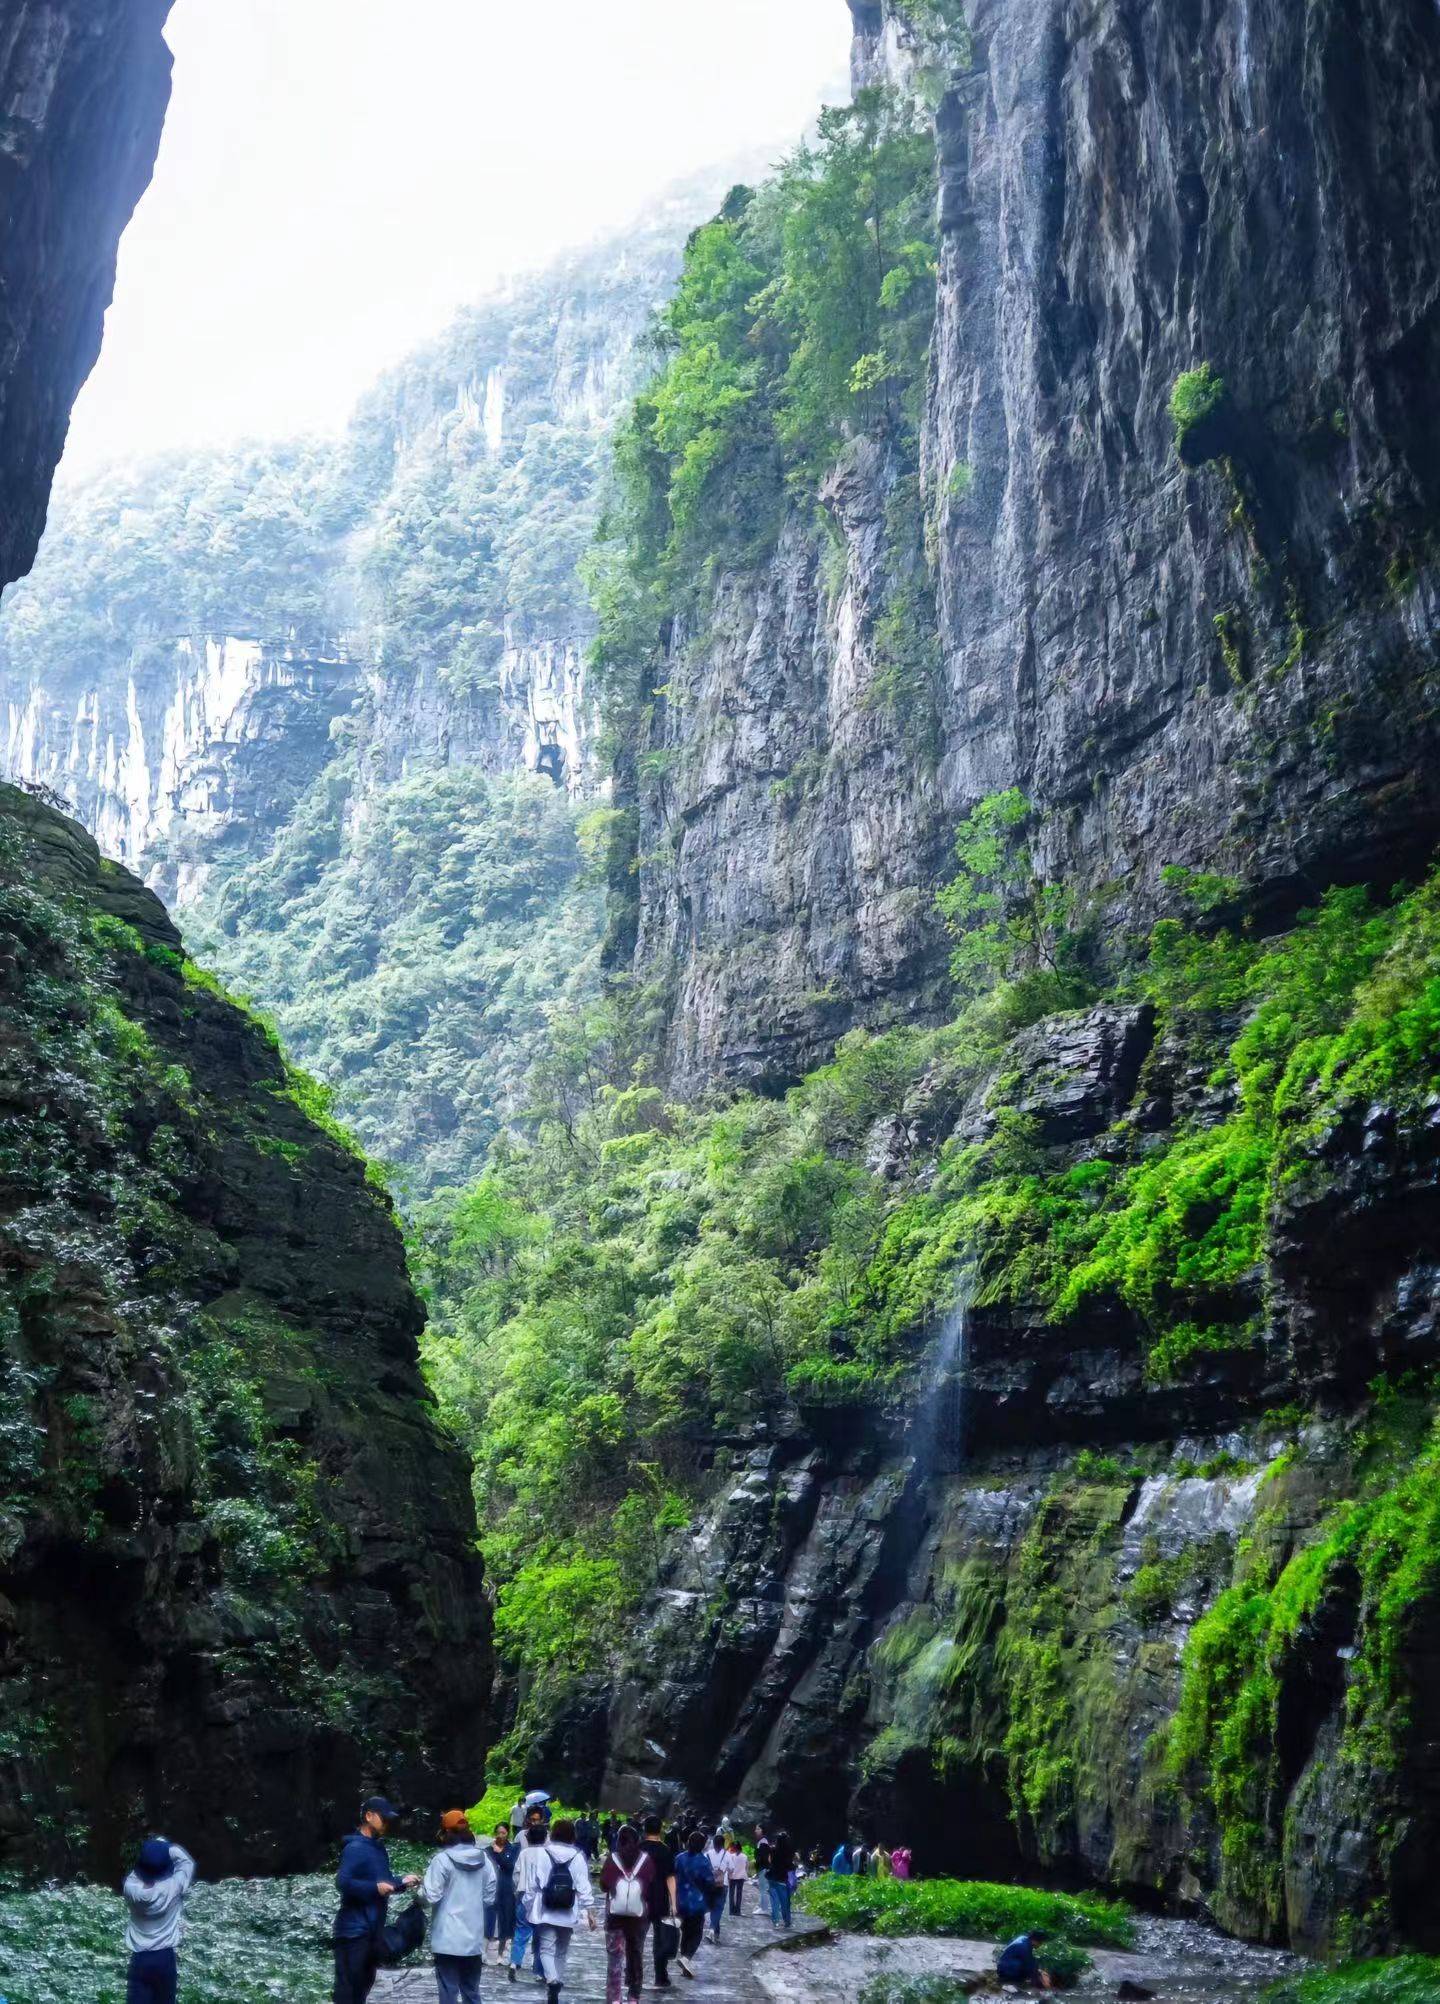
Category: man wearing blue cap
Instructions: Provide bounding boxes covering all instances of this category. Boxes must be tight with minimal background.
[333,1796,420,2004]
[122,1835,196,2003]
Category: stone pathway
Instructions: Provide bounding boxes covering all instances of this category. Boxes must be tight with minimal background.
[375,1898,792,2001]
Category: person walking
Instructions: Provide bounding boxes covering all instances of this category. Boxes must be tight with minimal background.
[333,1797,418,2004]
[672,1829,715,1979]
[724,1838,748,1916]
[853,1839,870,1877]
[422,1811,496,2004]
[767,1830,795,1930]
[527,1816,595,2003]
[122,1836,196,2004]
[510,1822,551,1984]
[485,1823,518,1964]
[640,1813,678,1990]
[753,1828,771,1911]
[891,1844,913,1881]
[599,1823,654,2004]
[576,1811,599,1863]
[872,1842,893,1879]
[829,1837,853,1876]
[702,1831,728,1944]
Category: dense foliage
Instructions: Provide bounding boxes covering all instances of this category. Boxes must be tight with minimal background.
[420,800,1440,1774]
[796,1872,1130,1948]
[185,763,602,1192]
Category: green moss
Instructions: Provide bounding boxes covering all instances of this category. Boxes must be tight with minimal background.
[1167,1400,1440,1932]
[1170,364,1229,460]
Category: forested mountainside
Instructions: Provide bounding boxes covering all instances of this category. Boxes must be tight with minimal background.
[0,0,486,1882]
[422,0,1440,1960]
[0,170,746,1188]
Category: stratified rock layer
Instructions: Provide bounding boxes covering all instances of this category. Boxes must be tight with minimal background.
[632,0,1440,1092]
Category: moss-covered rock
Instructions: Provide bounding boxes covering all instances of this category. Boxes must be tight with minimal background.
[0,784,488,1877]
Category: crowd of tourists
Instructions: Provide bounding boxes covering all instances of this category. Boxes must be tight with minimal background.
[118,1792,1051,2004]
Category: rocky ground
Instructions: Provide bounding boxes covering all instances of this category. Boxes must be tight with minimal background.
[373,1908,1299,2004]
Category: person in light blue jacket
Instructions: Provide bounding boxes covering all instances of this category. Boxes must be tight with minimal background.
[423,1812,499,2004]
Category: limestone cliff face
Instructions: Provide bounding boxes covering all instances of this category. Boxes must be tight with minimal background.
[0,174,746,907]
[576,998,1440,1957]
[567,0,1440,1958]
[0,783,489,1876]
[631,0,1440,1092]
[0,0,172,590]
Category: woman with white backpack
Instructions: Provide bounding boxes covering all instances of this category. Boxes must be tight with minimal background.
[598,1824,655,2004]
[521,1817,594,2004]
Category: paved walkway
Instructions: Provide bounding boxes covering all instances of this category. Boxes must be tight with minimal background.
[375,1898,793,2002]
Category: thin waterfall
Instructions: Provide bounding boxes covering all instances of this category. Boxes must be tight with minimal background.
[911,1272,972,1480]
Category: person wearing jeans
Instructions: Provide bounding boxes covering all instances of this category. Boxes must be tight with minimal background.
[725,1840,747,1915]
[767,1830,796,1930]
[526,1818,595,2003]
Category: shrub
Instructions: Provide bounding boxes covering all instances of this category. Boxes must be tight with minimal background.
[1264,1960,1440,2004]
[796,1874,1133,1947]
[1170,363,1230,462]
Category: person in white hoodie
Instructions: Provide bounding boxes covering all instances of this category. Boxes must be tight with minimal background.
[520,1816,595,2004]
[122,1837,196,2004]
[423,1813,498,2004]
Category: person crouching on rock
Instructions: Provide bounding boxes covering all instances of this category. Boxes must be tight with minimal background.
[422,1811,497,2004]
[333,1795,420,2004]
[123,1836,196,2004]
[997,1929,1055,1991]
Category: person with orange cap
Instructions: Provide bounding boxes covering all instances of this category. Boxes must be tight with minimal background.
[422,1811,498,2004]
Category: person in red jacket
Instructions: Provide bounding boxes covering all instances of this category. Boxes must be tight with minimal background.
[599,1824,654,2004]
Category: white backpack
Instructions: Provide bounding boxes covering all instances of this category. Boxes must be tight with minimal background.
[609,1855,646,1919]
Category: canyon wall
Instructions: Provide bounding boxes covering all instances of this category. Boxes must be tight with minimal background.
[0,0,489,1876]
[630,0,1440,1094]
[551,0,1440,1959]
[0,0,172,591]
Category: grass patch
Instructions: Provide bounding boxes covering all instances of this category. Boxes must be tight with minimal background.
[1264,1960,1440,2004]
[795,1874,1132,1947]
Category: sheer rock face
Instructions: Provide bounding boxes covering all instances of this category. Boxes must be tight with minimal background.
[592,1004,1440,1956]
[0,2,488,1875]
[633,0,1440,1093]
[0,785,490,1876]
[0,0,174,590]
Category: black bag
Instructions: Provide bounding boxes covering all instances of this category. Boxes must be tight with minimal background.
[543,1848,577,1912]
[377,1897,427,1964]
[658,1919,680,1961]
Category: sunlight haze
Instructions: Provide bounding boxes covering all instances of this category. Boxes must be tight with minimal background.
[65,0,852,470]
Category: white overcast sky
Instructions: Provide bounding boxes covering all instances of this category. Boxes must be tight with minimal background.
[64,0,852,471]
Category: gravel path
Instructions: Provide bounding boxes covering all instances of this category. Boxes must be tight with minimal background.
[375,1896,793,2001]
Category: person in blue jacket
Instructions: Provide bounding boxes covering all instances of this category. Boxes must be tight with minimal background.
[332,1796,420,2004]
[671,1829,715,1979]
[829,1838,854,1876]
[996,1929,1054,1989]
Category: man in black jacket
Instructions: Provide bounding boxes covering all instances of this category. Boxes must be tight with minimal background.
[640,1814,678,1989]
[332,1796,419,2004]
